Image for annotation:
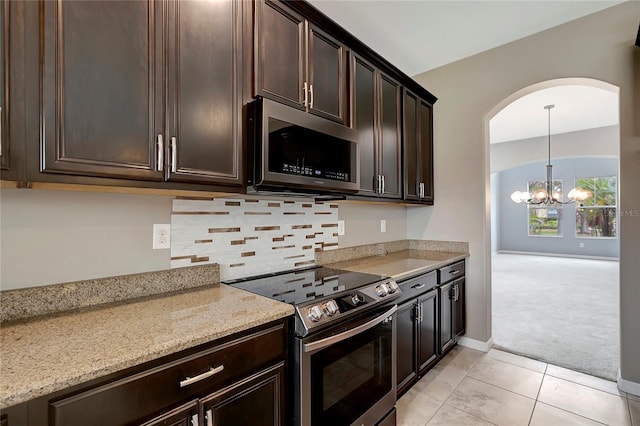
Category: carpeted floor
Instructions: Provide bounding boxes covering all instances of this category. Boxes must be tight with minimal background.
[491,253,619,381]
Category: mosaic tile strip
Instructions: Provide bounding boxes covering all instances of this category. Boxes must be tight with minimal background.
[171,198,339,280]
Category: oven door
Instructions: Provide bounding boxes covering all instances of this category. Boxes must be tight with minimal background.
[296,304,397,426]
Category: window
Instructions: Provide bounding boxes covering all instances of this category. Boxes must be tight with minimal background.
[575,176,617,238]
[528,180,562,236]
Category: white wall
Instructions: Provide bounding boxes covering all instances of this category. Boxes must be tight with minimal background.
[0,189,173,290]
[0,188,407,290]
[490,125,619,173]
[410,1,640,389]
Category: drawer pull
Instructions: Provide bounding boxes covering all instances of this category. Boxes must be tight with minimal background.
[180,365,224,388]
[411,283,425,290]
[449,269,461,275]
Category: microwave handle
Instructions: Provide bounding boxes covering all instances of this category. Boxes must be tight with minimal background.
[303,305,397,354]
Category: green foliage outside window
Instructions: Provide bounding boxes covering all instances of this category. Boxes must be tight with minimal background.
[527,180,562,236]
[575,176,617,238]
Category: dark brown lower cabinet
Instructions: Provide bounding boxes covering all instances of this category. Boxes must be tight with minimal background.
[396,260,467,397]
[2,320,288,426]
[200,363,284,426]
[396,285,439,397]
[439,261,466,355]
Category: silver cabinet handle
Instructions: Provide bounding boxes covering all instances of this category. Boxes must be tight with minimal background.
[206,409,213,426]
[419,182,424,198]
[309,83,314,109]
[376,175,381,193]
[381,175,385,194]
[455,283,460,301]
[156,134,164,171]
[170,136,177,172]
[304,305,397,353]
[450,269,461,275]
[303,82,308,107]
[411,283,425,290]
[179,365,224,388]
[191,414,199,426]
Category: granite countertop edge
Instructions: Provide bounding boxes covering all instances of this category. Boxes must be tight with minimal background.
[325,249,469,281]
[0,284,294,409]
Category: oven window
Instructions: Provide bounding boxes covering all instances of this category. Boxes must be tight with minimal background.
[310,319,393,424]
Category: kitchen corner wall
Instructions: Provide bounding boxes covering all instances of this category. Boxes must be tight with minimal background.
[0,189,407,290]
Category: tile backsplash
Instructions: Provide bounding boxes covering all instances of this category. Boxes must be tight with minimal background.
[171,198,339,281]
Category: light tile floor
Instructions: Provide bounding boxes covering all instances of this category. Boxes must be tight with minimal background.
[398,346,639,426]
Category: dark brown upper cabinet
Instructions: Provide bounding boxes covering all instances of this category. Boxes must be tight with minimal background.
[164,0,242,185]
[0,0,8,172]
[351,54,401,199]
[255,0,348,124]
[0,0,26,183]
[38,0,241,187]
[403,89,434,204]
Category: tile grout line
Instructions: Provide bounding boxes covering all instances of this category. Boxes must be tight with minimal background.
[527,363,549,425]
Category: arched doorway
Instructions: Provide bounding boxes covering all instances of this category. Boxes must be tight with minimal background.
[486,78,620,380]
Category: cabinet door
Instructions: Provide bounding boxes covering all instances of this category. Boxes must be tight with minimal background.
[403,89,419,201]
[417,289,438,372]
[396,301,417,395]
[453,278,465,338]
[378,73,401,198]
[255,0,305,110]
[307,23,347,124]
[165,0,241,185]
[0,0,6,171]
[0,0,25,181]
[40,0,163,180]
[201,363,285,426]
[139,401,199,426]
[418,98,434,202]
[439,281,454,353]
[351,54,377,196]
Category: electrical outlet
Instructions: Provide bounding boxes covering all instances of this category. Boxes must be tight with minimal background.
[153,224,171,249]
[337,220,345,236]
[579,242,585,248]
[380,219,386,233]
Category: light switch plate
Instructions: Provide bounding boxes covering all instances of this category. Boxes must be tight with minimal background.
[380,220,386,233]
[337,220,345,236]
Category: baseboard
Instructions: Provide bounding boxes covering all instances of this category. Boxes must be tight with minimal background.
[618,371,640,397]
[457,336,493,352]
[496,250,619,262]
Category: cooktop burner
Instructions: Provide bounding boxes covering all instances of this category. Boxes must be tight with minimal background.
[224,266,386,305]
[224,266,400,336]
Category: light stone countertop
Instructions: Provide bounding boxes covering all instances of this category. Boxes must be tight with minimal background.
[326,249,469,281]
[0,284,294,409]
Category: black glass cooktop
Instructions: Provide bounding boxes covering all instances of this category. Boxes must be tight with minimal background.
[223,266,388,306]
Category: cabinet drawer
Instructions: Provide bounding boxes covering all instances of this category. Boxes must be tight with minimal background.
[438,261,465,284]
[50,323,286,426]
[396,270,437,305]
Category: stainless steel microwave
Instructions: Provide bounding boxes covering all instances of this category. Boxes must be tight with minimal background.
[246,97,359,196]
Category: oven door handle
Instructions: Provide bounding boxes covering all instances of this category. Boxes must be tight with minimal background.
[303,305,397,353]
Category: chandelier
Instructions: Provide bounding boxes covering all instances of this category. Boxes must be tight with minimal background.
[510,105,592,205]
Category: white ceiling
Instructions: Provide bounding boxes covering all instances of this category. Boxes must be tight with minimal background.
[307,0,626,77]
[490,85,620,144]
[307,0,624,141]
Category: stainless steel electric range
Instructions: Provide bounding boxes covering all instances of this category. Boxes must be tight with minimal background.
[225,266,401,426]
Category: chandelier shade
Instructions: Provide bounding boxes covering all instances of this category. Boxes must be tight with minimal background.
[510,105,592,205]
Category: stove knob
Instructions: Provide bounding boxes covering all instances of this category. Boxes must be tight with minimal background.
[307,305,323,322]
[375,284,389,297]
[322,300,339,316]
[351,294,365,305]
[387,281,399,294]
